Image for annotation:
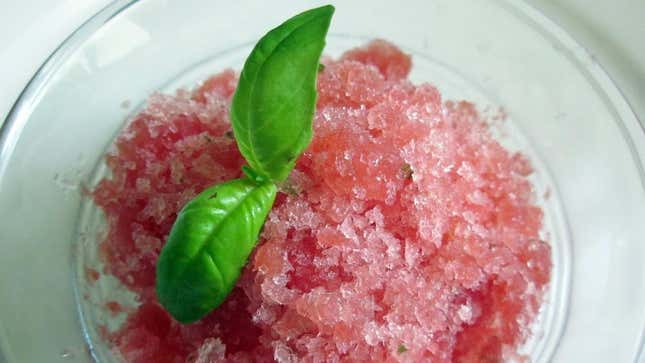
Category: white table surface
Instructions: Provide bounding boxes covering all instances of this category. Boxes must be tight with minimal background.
[0,0,643,126]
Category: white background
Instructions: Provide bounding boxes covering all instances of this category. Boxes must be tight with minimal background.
[0,0,643,125]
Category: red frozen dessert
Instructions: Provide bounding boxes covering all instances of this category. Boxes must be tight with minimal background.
[93,40,550,363]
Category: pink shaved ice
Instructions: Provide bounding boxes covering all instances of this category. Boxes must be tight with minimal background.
[92,40,551,363]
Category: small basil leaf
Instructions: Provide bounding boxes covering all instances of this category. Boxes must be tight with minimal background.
[156,178,277,323]
[231,5,334,182]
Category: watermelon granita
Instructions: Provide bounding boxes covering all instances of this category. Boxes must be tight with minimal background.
[91,40,551,363]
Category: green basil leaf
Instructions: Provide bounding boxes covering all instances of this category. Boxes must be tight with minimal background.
[231,5,334,182]
[156,178,277,323]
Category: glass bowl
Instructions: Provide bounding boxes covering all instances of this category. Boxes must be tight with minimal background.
[0,1,643,362]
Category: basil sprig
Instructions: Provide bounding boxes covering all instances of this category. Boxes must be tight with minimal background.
[156,5,334,323]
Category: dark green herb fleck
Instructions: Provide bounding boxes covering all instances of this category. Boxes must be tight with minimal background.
[401,163,414,180]
[279,177,302,196]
